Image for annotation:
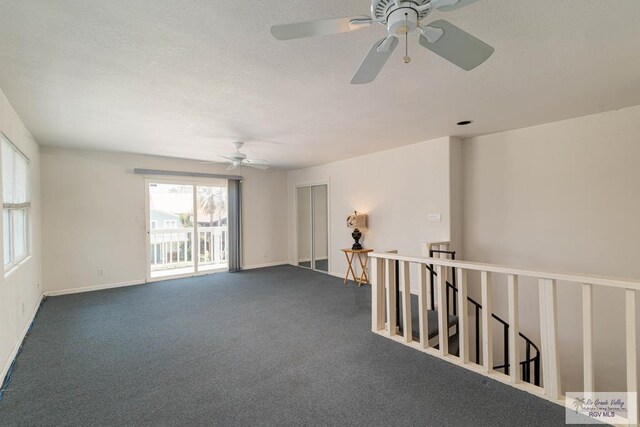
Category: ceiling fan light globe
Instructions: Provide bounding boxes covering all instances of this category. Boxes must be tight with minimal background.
[387,8,418,36]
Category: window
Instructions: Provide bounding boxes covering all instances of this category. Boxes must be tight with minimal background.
[164,220,177,229]
[2,135,30,270]
[150,220,158,230]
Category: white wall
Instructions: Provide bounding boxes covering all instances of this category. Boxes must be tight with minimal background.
[462,105,640,393]
[41,147,288,293]
[0,89,42,384]
[287,136,458,280]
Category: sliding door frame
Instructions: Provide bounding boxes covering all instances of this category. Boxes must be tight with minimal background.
[294,180,331,274]
[144,177,228,282]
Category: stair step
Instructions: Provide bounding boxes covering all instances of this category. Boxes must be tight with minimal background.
[434,334,460,357]
[401,293,458,339]
[397,293,459,355]
[404,309,458,340]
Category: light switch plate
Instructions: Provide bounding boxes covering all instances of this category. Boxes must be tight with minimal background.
[428,213,442,223]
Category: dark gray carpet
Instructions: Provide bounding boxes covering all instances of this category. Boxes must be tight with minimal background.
[0,265,572,426]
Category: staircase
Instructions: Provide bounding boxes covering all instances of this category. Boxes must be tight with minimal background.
[392,247,541,385]
[369,246,639,426]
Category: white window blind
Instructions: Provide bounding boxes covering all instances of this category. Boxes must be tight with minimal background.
[3,209,10,263]
[2,137,29,206]
[2,134,30,269]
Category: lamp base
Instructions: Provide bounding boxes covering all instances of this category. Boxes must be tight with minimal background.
[351,229,363,250]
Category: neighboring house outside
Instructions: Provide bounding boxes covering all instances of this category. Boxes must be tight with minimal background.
[149,210,191,269]
[150,209,228,269]
[150,210,183,230]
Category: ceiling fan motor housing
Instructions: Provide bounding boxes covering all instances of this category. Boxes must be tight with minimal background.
[230,141,247,161]
[372,0,431,22]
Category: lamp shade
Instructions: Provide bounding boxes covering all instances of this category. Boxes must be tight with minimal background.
[346,212,367,229]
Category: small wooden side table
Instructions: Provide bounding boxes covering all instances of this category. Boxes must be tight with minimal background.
[341,248,374,287]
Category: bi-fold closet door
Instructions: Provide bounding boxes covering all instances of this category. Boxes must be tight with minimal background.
[296,184,328,273]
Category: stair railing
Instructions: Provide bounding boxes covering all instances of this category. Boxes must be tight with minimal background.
[395,250,541,385]
[428,249,540,385]
[369,251,639,426]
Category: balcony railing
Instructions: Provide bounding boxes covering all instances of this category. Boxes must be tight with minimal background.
[150,226,227,271]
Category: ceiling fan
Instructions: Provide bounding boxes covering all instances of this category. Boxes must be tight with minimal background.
[271,0,494,84]
[202,142,270,171]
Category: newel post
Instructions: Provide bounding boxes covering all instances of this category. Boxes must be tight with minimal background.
[539,279,561,399]
[371,257,385,332]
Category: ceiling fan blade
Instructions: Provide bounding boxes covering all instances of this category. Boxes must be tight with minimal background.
[419,20,494,71]
[245,159,269,166]
[245,164,270,170]
[217,155,236,161]
[226,164,239,171]
[271,16,371,41]
[351,37,399,85]
[244,159,270,170]
[431,0,482,12]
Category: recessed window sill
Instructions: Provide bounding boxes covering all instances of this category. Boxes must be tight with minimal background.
[4,254,33,278]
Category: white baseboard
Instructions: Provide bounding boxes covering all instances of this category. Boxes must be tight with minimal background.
[329,271,345,280]
[297,256,329,263]
[1,294,45,391]
[243,261,288,270]
[286,263,346,280]
[45,263,287,296]
[44,280,143,297]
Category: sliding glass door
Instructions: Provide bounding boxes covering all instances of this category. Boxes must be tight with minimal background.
[148,180,228,279]
[149,183,195,278]
[196,185,228,272]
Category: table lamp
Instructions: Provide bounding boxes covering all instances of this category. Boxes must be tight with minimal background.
[346,211,367,250]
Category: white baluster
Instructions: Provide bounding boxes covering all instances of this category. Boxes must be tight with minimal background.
[457,268,469,364]
[582,284,594,393]
[481,271,493,372]
[386,259,397,336]
[626,289,638,425]
[418,263,429,349]
[508,275,519,384]
[436,265,448,356]
[401,261,412,343]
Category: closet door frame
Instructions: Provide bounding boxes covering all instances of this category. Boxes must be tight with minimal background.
[294,180,331,274]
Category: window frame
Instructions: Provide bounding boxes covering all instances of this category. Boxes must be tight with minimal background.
[2,133,31,273]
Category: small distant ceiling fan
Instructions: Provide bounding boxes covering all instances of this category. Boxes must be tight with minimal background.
[271,0,494,84]
[202,142,270,171]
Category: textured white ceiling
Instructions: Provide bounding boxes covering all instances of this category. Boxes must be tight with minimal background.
[1,1,639,169]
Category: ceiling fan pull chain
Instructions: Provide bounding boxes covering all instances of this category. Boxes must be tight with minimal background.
[271,0,494,83]
[403,13,411,63]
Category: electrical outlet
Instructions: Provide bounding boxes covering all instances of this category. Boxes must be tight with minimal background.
[97,269,104,277]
